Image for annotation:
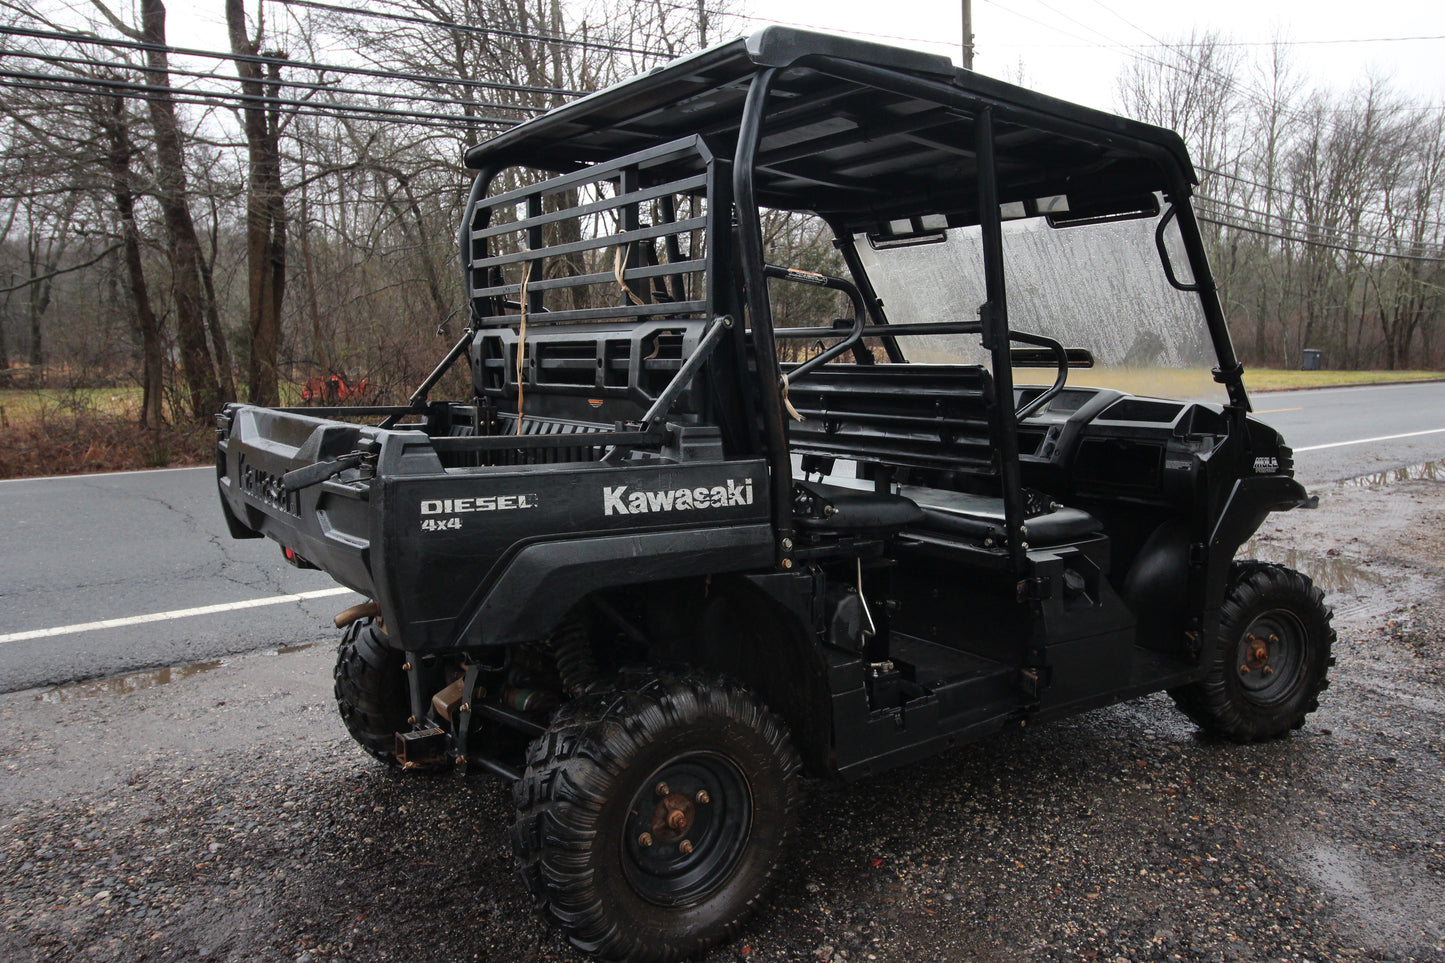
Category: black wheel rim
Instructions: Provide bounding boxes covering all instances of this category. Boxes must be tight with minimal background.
[1235,608,1306,705]
[620,750,753,907]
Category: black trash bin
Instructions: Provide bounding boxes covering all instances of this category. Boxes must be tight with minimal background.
[1301,348,1323,371]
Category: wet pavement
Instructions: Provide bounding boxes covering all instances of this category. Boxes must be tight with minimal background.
[1,468,1443,962]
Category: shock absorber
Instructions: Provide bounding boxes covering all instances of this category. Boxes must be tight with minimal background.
[548,615,598,696]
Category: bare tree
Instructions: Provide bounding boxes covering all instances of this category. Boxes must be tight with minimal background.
[92,0,223,418]
[227,0,288,405]
[1373,109,1445,368]
[94,93,165,428]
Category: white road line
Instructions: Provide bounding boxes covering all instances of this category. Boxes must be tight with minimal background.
[1295,427,1445,453]
[0,587,356,645]
[0,464,211,484]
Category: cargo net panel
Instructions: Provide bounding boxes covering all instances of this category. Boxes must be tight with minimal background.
[466,137,713,331]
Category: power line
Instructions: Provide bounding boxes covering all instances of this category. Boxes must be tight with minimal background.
[1197,211,1445,264]
[0,23,583,99]
[977,0,1125,55]
[1197,202,1437,258]
[1081,0,1168,48]
[0,69,521,128]
[0,45,541,115]
[1021,34,1445,49]
[277,0,658,58]
[0,76,466,131]
[734,13,952,53]
[1018,0,1136,52]
[1199,166,1445,234]
[1197,193,1443,253]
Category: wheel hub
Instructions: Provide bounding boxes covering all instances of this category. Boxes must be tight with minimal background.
[1235,612,1305,703]
[621,752,752,907]
[1241,631,1276,675]
[652,791,697,840]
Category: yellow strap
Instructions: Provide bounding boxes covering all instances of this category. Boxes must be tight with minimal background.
[780,372,804,422]
[612,244,646,306]
[515,260,532,435]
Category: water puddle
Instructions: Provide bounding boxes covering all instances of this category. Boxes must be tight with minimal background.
[1341,458,1445,488]
[272,642,321,656]
[1295,840,1444,945]
[1237,543,1387,595]
[36,660,225,704]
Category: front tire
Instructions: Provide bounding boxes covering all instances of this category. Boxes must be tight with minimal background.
[512,672,801,962]
[1170,562,1334,741]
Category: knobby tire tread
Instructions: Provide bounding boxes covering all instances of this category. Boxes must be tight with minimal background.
[512,671,801,962]
[1170,561,1335,742]
[333,618,411,765]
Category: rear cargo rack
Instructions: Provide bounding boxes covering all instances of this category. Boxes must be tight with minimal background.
[464,136,719,330]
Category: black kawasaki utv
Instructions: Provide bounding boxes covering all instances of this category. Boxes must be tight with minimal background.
[215,28,1333,962]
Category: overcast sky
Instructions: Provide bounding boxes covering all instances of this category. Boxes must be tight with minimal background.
[157,0,1442,116]
[737,0,1443,111]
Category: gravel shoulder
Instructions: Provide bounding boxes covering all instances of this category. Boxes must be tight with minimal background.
[2,474,1443,963]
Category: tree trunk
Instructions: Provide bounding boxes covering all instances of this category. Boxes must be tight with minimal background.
[26,272,43,376]
[0,298,9,373]
[25,235,59,384]
[198,242,238,401]
[297,165,334,375]
[99,97,165,430]
[227,0,288,406]
[138,0,221,419]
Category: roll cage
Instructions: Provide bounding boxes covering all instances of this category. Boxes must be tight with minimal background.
[453,26,1250,573]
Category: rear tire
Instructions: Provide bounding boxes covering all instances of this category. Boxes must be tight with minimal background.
[512,672,800,962]
[333,618,411,764]
[1170,562,1334,742]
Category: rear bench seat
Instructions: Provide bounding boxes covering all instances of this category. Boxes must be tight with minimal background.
[785,363,1101,549]
[901,486,1101,547]
[796,476,1100,548]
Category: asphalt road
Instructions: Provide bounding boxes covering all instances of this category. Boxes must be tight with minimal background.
[1,379,1442,695]
[1248,380,1445,482]
[0,466,360,693]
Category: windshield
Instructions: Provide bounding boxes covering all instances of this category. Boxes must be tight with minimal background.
[853,205,1223,403]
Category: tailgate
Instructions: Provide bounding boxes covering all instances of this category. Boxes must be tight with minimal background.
[215,404,439,599]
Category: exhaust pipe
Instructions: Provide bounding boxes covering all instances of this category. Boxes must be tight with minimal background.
[333,600,380,629]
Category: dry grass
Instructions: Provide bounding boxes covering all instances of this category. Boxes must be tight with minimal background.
[0,387,145,428]
[1245,368,1445,391]
[1014,367,1223,401]
[0,388,210,480]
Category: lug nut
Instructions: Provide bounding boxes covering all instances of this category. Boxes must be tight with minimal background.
[638,833,653,848]
[1263,666,1274,676]
[1240,665,1250,674]
[696,790,711,805]
[655,782,670,797]
[679,839,694,855]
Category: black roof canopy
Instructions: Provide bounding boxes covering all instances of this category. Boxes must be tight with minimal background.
[464,28,1197,232]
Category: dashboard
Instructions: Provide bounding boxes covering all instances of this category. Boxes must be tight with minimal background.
[1015,385,1233,508]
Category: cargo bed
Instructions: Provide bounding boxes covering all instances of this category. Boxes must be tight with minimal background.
[216,402,772,652]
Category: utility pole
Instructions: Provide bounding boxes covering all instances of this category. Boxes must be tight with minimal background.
[698,0,707,47]
[961,0,975,69]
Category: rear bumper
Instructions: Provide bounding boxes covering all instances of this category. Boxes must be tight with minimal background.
[215,404,391,599]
